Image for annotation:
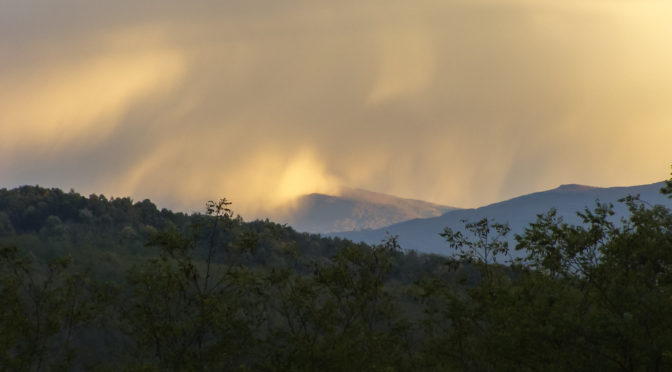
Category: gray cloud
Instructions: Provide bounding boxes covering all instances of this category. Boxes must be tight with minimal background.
[1,0,671,218]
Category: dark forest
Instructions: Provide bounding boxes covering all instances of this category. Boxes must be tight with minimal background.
[1,170,671,371]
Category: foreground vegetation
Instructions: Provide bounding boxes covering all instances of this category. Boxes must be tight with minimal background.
[1,170,671,371]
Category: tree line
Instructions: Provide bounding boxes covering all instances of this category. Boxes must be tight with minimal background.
[0,169,671,371]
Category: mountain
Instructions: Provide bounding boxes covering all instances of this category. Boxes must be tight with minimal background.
[331,182,672,256]
[274,187,458,233]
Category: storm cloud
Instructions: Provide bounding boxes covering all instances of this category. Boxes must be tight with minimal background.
[2,0,671,218]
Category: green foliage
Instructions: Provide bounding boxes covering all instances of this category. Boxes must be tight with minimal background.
[1,182,671,370]
[0,245,104,371]
[662,165,672,197]
[0,212,14,237]
[420,195,672,371]
[119,201,410,370]
[262,240,410,371]
[441,218,511,265]
[120,199,266,370]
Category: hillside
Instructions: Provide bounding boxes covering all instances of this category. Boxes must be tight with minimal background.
[273,187,458,233]
[333,181,672,255]
[0,181,671,370]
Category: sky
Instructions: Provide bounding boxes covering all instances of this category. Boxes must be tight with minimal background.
[1,0,671,218]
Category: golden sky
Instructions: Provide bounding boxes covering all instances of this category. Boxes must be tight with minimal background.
[1,0,671,217]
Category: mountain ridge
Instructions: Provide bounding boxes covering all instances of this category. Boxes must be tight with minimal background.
[330,181,671,255]
[271,187,459,233]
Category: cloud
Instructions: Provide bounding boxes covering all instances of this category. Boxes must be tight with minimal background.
[367,24,436,104]
[1,0,671,218]
[0,49,184,150]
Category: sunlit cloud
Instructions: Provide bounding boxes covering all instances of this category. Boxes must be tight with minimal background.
[0,25,185,157]
[368,26,436,104]
[1,0,671,218]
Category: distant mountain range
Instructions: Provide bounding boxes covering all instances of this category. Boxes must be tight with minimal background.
[273,187,458,233]
[329,182,671,256]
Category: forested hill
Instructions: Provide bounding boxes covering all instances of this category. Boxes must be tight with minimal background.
[0,185,447,370]
[0,186,192,277]
[0,185,187,241]
[1,181,672,371]
[0,185,385,278]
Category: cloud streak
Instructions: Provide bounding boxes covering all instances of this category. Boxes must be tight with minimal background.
[1,0,671,218]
